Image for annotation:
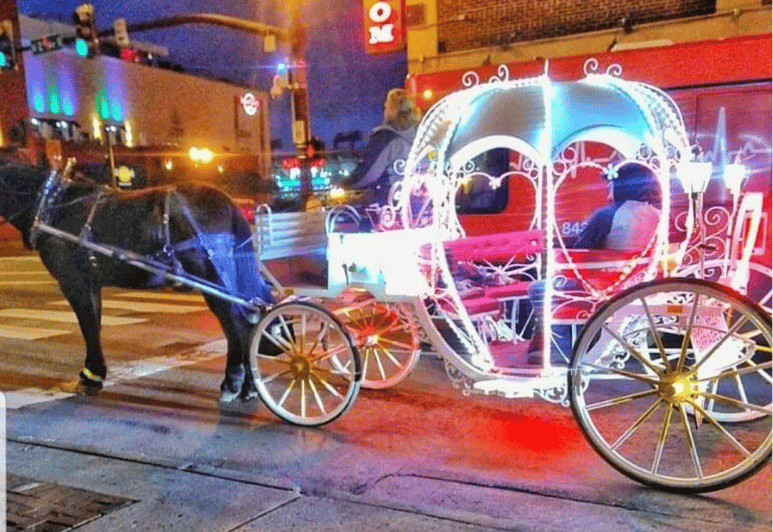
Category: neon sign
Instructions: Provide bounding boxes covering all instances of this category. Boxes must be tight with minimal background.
[363,0,404,54]
[240,92,260,117]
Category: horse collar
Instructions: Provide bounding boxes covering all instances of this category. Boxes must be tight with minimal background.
[29,170,71,249]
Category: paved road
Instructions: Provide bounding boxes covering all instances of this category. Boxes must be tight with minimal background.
[1,249,771,531]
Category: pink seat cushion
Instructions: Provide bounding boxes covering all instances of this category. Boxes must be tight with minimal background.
[486,282,530,299]
[462,296,501,317]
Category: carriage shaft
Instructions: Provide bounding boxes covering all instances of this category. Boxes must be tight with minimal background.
[34,221,264,312]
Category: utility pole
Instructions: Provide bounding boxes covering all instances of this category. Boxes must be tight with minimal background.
[288,7,312,208]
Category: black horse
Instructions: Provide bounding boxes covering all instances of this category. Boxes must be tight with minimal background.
[0,162,273,401]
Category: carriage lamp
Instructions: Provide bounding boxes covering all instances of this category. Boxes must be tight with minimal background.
[722,163,747,198]
[678,160,713,197]
[679,160,713,276]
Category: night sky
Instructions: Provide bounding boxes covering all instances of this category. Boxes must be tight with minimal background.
[17,0,407,152]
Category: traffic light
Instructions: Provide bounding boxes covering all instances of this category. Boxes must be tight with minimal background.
[73,4,99,58]
[306,136,325,161]
[0,20,17,71]
[113,18,130,48]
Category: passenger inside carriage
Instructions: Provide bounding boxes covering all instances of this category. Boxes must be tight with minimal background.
[526,161,662,358]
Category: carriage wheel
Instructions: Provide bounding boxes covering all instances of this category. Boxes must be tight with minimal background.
[334,298,421,389]
[569,278,771,493]
[249,301,361,426]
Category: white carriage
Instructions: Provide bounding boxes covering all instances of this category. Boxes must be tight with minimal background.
[247,62,771,493]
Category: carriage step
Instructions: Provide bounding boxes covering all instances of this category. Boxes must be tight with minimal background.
[472,378,536,398]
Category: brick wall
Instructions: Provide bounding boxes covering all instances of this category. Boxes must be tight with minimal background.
[437,0,716,53]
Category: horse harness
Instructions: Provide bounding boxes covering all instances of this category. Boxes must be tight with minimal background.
[30,170,234,284]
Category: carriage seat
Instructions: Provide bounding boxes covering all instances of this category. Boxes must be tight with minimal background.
[439,230,543,318]
[554,249,649,291]
[550,248,650,320]
[254,209,329,289]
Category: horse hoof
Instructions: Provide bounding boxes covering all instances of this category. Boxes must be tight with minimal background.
[239,388,260,402]
[76,380,102,396]
[78,371,103,396]
[219,390,239,403]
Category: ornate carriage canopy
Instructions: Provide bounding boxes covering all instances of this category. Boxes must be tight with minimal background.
[396,64,692,238]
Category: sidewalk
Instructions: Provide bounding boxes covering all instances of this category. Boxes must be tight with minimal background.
[9,436,769,532]
[7,439,512,532]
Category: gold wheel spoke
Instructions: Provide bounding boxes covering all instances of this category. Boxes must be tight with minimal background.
[696,360,773,382]
[585,388,659,411]
[308,343,350,366]
[308,378,327,415]
[641,298,671,372]
[255,351,291,362]
[678,403,704,479]
[300,312,307,354]
[261,368,293,384]
[277,378,296,408]
[278,315,298,353]
[652,403,674,474]
[306,322,330,358]
[733,373,749,407]
[377,344,404,368]
[262,328,293,352]
[695,391,772,416]
[379,337,416,352]
[300,379,307,418]
[314,363,353,378]
[373,348,387,380]
[688,315,750,377]
[361,349,370,377]
[677,292,701,372]
[686,399,753,457]
[312,372,344,399]
[602,323,664,376]
[378,318,410,336]
[581,363,660,385]
[611,398,664,450]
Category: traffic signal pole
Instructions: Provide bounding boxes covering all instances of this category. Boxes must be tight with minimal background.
[288,9,313,208]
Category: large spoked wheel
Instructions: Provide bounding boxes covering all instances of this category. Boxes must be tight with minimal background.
[249,301,361,426]
[334,297,421,389]
[569,278,771,493]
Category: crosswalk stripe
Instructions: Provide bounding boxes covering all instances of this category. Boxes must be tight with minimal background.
[3,339,227,409]
[0,280,56,286]
[0,323,69,340]
[114,291,205,303]
[0,308,146,326]
[0,255,41,263]
[50,299,207,314]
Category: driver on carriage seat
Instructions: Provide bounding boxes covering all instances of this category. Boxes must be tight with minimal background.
[526,161,662,358]
[339,89,421,220]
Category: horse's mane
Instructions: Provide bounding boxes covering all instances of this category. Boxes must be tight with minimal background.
[0,146,36,167]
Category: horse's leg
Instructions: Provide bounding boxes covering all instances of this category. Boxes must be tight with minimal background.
[40,247,106,394]
[59,273,105,394]
[202,295,256,402]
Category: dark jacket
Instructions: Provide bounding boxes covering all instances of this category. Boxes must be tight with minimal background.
[345,124,417,205]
